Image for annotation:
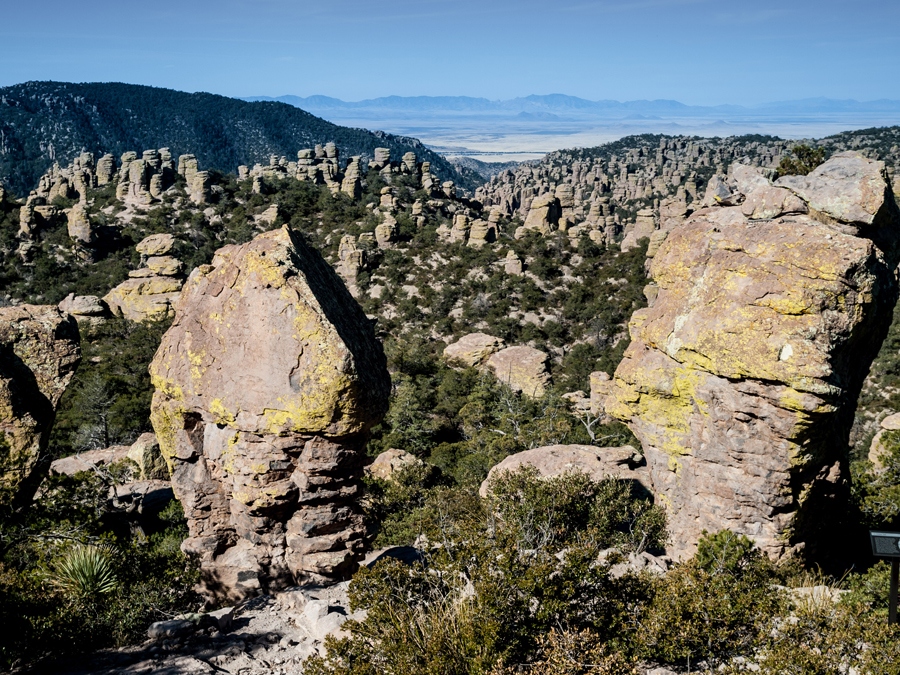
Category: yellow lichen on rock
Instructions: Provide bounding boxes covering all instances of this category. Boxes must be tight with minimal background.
[606,152,900,559]
[148,226,390,598]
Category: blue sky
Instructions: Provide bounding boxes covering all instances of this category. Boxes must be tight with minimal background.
[1,0,897,106]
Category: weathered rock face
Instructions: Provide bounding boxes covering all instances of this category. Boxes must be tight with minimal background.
[66,202,94,246]
[479,444,648,499]
[103,234,185,322]
[443,332,506,368]
[149,226,390,600]
[486,345,551,397]
[365,448,424,482]
[606,152,900,559]
[0,305,81,506]
[522,193,561,235]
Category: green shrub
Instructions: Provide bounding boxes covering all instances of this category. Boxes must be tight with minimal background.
[636,548,783,669]
[305,465,663,675]
[776,144,827,178]
[695,529,756,574]
[485,466,666,552]
[720,603,900,675]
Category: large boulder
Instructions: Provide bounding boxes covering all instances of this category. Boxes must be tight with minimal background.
[479,444,648,499]
[58,293,109,327]
[103,276,183,322]
[50,445,130,476]
[606,152,900,559]
[0,305,81,506]
[522,193,561,235]
[443,333,506,368]
[365,448,424,482]
[149,226,390,601]
[486,346,551,397]
[127,432,168,480]
[136,233,176,256]
[867,412,900,472]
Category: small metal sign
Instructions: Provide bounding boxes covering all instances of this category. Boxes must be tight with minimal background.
[870,530,900,624]
[870,531,900,557]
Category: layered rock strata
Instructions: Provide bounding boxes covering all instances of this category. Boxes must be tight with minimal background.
[149,226,390,600]
[0,305,81,507]
[606,152,900,558]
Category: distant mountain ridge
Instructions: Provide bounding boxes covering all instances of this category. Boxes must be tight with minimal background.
[242,93,900,118]
[0,81,478,196]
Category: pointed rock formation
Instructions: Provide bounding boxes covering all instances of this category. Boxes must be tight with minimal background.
[605,152,900,559]
[149,226,390,600]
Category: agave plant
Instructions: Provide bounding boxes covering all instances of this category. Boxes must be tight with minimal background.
[52,544,119,598]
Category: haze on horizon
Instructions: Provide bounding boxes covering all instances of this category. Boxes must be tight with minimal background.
[0,0,898,107]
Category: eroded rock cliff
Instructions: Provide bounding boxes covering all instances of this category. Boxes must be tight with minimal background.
[149,226,390,600]
[606,152,900,558]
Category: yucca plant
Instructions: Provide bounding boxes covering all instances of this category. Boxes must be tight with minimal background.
[52,544,119,599]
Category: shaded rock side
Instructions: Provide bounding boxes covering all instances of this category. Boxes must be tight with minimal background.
[606,152,900,559]
[149,226,390,601]
[0,305,81,506]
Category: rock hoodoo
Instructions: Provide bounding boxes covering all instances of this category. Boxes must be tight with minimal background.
[606,152,900,558]
[0,305,81,507]
[103,234,185,322]
[149,226,390,600]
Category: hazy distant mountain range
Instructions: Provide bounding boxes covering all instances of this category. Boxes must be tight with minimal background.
[241,94,900,118]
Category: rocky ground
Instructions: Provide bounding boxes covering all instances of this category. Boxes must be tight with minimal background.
[27,548,412,675]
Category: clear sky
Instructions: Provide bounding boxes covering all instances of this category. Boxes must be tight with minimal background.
[0,0,897,106]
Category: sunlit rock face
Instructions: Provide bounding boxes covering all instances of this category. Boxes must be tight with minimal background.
[607,153,900,559]
[150,226,390,601]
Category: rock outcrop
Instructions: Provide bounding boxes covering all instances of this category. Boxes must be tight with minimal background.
[58,294,109,327]
[606,152,900,558]
[521,193,560,236]
[486,345,551,397]
[443,333,506,367]
[868,413,900,471]
[365,448,424,482]
[0,305,81,506]
[149,226,390,600]
[479,444,648,498]
[103,234,185,322]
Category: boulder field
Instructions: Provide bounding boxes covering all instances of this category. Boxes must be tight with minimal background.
[149,226,390,600]
[606,152,900,558]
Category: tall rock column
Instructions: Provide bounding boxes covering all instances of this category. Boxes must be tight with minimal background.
[606,153,900,559]
[150,226,390,600]
[0,306,81,508]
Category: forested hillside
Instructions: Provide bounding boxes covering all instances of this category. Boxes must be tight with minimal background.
[0,82,480,196]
